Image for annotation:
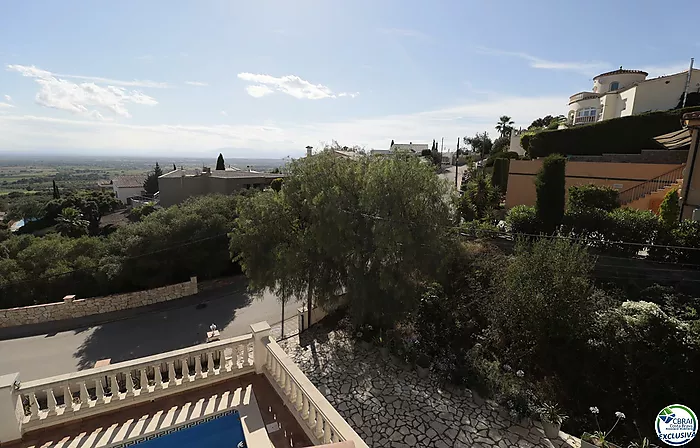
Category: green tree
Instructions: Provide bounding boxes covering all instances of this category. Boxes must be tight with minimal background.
[390,139,395,147]
[52,180,60,200]
[491,158,510,194]
[535,154,566,233]
[56,207,89,238]
[143,163,163,195]
[270,178,283,192]
[231,150,454,328]
[173,163,177,171]
[659,188,680,228]
[464,132,493,158]
[216,153,226,170]
[492,136,510,154]
[495,115,515,139]
[459,173,500,221]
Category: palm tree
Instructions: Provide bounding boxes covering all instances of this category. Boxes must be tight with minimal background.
[495,115,515,139]
[56,207,89,237]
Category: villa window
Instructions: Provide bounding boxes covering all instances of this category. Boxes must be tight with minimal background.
[609,81,620,91]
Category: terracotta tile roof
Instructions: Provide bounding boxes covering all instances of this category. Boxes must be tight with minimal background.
[593,68,648,80]
[112,175,146,188]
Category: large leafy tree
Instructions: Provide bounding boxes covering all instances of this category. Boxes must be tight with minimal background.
[495,115,515,139]
[230,150,455,328]
[464,132,493,158]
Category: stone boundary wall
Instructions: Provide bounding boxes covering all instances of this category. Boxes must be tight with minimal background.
[0,277,198,328]
[568,149,688,164]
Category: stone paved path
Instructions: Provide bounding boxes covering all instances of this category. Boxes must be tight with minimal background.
[280,323,580,448]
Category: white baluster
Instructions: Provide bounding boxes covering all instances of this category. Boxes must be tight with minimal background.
[290,381,301,411]
[294,385,304,412]
[194,355,203,379]
[323,419,332,443]
[308,405,317,430]
[79,382,89,406]
[45,389,58,416]
[168,361,176,386]
[274,359,281,382]
[29,392,39,419]
[155,365,163,389]
[207,351,215,376]
[332,432,341,443]
[95,379,105,402]
[279,368,286,390]
[181,358,190,383]
[265,349,272,370]
[316,414,326,439]
[109,374,119,398]
[63,385,72,409]
[126,372,135,396]
[140,368,148,393]
[284,371,292,396]
[242,342,250,367]
[301,394,309,419]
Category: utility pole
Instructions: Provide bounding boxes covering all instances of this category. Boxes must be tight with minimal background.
[455,138,460,189]
[440,137,444,163]
[682,58,695,108]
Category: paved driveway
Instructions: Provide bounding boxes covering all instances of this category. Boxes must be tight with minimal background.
[0,276,301,381]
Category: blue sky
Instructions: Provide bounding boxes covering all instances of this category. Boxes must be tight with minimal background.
[0,0,698,158]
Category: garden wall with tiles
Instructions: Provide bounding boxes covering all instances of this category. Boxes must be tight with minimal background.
[0,277,197,328]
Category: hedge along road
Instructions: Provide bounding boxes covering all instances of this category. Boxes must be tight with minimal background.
[0,276,301,381]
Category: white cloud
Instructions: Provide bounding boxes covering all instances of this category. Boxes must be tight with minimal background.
[7,64,170,88]
[245,84,274,98]
[0,93,564,155]
[643,62,693,78]
[4,94,12,102]
[475,47,608,76]
[237,73,357,100]
[220,110,228,116]
[7,64,158,119]
[0,102,14,108]
[185,81,208,87]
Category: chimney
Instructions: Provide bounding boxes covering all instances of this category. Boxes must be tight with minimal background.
[306,146,313,157]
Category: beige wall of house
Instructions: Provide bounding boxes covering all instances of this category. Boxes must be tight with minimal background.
[505,160,684,210]
[159,171,280,207]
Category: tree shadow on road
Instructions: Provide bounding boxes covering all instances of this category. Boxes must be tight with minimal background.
[73,286,253,370]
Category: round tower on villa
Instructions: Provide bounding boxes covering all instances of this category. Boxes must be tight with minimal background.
[568,67,648,125]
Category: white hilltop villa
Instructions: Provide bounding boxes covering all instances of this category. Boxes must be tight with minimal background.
[567,66,700,125]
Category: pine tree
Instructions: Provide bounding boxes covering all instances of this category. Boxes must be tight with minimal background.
[173,163,177,171]
[52,180,60,199]
[216,153,225,170]
[390,139,395,148]
[659,188,680,227]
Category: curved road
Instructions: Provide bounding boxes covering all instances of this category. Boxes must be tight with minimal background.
[0,276,300,381]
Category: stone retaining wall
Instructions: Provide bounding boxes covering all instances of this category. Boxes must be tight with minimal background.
[0,277,198,328]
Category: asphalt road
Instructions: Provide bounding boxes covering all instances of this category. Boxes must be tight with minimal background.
[440,165,467,190]
[0,277,301,381]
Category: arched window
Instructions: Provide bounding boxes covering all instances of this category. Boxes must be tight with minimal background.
[610,81,620,91]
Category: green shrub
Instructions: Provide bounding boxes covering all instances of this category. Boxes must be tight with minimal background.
[568,185,620,212]
[127,203,157,222]
[505,205,540,234]
[586,302,700,436]
[459,174,500,222]
[604,208,660,256]
[270,178,283,192]
[528,106,700,158]
[651,220,700,264]
[491,158,510,194]
[535,154,566,233]
[491,238,597,370]
[659,188,680,228]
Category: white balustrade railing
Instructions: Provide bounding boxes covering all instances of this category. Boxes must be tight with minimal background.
[16,333,254,431]
[263,338,369,448]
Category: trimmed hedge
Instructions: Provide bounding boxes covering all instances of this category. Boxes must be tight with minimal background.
[528,106,700,158]
[568,185,620,212]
